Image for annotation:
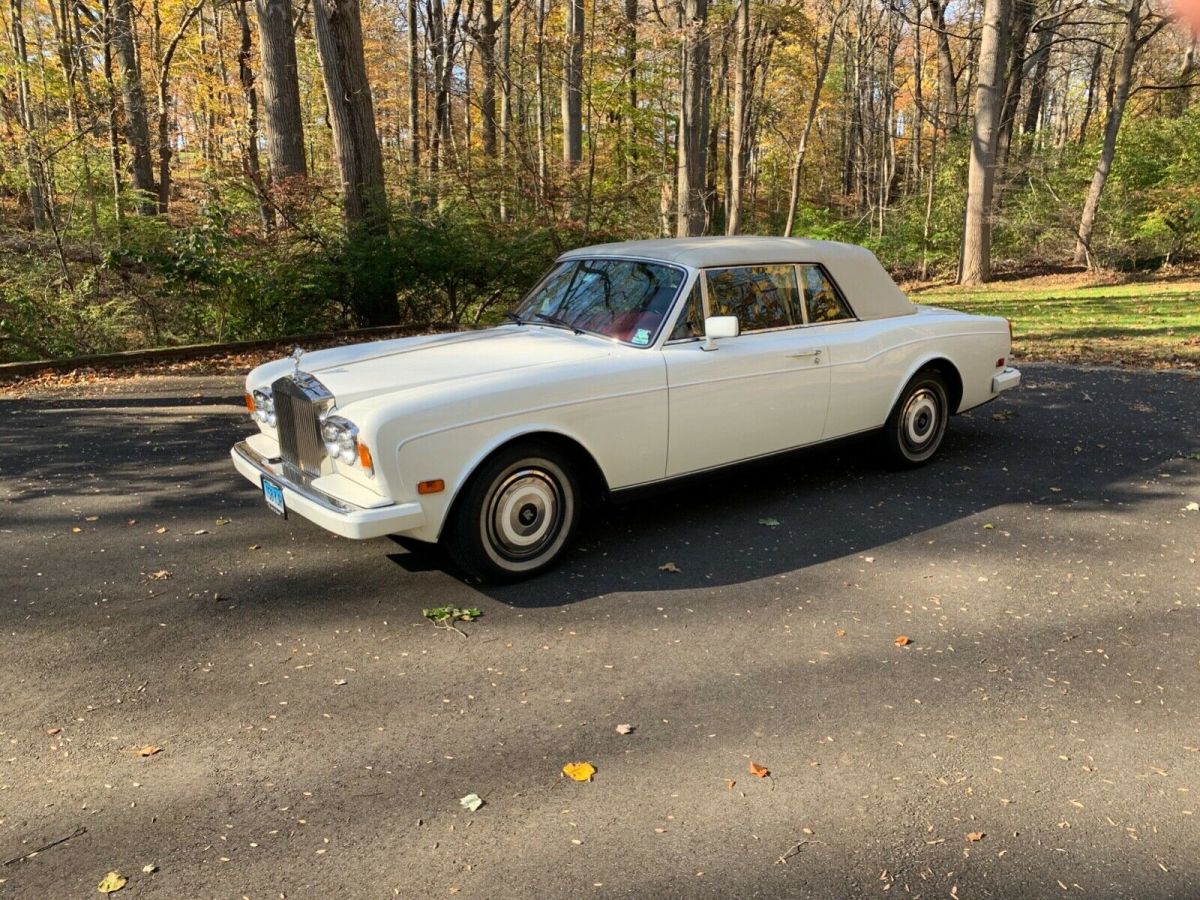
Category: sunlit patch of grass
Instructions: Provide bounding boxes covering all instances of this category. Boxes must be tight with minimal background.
[915,277,1200,369]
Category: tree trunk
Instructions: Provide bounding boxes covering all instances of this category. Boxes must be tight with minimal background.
[1073,0,1141,267]
[9,0,50,228]
[959,0,1009,285]
[783,6,840,236]
[726,0,749,235]
[154,0,203,213]
[407,0,420,188]
[497,0,511,217]
[676,0,709,236]
[236,0,272,230]
[927,0,960,129]
[1165,38,1197,118]
[996,0,1032,164]
[478,0,498,157]
[561,0,583,169]
[311,0,387,227]
[112,0,157,213]
[1077,43,1103,140]
[254,0,307,180]
[622,0,637,183]
[1022,16,1053,136]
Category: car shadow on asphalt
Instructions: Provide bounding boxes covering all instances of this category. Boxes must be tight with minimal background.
[388,365,1198,606]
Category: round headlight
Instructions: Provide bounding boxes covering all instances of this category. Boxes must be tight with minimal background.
[252,389,274,425]
[321,415,360,464]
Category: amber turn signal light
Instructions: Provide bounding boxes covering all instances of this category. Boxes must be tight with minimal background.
[417,479,445,495]
[358,443,374,472]
[244,392,255,412]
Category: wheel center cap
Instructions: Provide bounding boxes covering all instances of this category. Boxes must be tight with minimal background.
[518,504,538,526]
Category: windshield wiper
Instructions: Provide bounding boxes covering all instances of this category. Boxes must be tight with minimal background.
[534,312,583,335]
[503,311,525,325]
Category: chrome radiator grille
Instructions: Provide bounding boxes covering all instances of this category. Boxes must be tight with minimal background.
[271,374,331,481]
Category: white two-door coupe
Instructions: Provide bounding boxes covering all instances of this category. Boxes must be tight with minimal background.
[232,237,1020,581]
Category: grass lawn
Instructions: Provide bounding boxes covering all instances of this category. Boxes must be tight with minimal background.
[912,273,1200,369]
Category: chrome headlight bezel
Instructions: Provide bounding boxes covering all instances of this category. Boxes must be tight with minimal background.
[251,388,276,427]
[320,414,360,465]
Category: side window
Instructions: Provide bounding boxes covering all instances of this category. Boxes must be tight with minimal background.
[704,265,801,332]
[800,264,854,323]
[669,281,705,341]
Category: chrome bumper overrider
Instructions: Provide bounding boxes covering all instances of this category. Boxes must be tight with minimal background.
[991,367,1021,394]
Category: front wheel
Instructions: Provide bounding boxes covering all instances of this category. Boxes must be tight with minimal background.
[443,442,580,582]
[882,371,949,467]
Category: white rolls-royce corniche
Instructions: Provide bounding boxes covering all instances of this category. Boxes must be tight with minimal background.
[232,237,1020,581]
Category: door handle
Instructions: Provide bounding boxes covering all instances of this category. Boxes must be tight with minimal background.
[787,350,822,363]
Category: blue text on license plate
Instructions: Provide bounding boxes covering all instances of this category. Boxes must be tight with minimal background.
[262,477,286,518]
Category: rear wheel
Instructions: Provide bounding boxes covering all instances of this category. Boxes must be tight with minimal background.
[443,442,580,582]
[883,370,949,467]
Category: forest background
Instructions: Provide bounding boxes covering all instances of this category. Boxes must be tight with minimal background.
[1,0,1197,361]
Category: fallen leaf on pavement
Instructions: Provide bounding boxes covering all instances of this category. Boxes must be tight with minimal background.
[85,516,99,522]
[192,529,208,535]
[758,518,781,527]
[128,745,162,757]
[965,832,985,842]
[71,527,82,533]
[726,779,736,790]
[749,761,770,778]
[459,793,483,812]
[148,570,171,580]
[46,727,62,736]
[1185,502,1199,512]
[98,871,127,893]
[835,628,846,638]
[155,527,168,534]
[334,679,348,686]
[563,761,596,782]
[658,562,680,573]
[894,635,911,646]
[615,724,634,735]
[141,863,158,875]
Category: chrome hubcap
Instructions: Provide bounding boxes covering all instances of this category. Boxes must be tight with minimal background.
[901,388,941,451]
[485,468,564,562]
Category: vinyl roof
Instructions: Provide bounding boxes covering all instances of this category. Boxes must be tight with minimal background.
[559,237,915,320]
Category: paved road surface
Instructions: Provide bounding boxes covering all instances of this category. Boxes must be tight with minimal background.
[1,364,1198,899]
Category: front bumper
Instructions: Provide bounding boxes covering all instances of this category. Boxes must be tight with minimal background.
[231,439,426,540]
[991,367,1021,394]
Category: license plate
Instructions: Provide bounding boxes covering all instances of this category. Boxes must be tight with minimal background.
[262,477,287,518]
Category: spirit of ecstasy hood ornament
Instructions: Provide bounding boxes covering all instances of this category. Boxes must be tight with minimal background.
[291,346,305,373]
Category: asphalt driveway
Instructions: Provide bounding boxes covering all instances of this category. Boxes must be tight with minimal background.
[1,364,1198,899]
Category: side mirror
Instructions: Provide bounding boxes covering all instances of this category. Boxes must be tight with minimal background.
[702,315,739,351]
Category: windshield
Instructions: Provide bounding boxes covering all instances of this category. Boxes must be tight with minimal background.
[511,258,686,346]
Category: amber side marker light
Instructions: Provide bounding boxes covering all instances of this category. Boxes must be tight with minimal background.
[418,479,445,495]
[358,443,375,473]
[244,393,255,412]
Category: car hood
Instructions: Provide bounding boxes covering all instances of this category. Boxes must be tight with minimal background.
[287,326,617,405]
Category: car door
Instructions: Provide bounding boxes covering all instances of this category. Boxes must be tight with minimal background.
[662,264,831,477]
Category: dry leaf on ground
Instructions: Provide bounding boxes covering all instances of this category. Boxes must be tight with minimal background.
[750,761,770,778]
[894,635,912,646]
[658,562,680,573]
[459,793,483,812]
[98,871,127,893]
[128,745,162,757]
[966,832,985,842]
[615,724,634,735]
[563,761,597,782]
